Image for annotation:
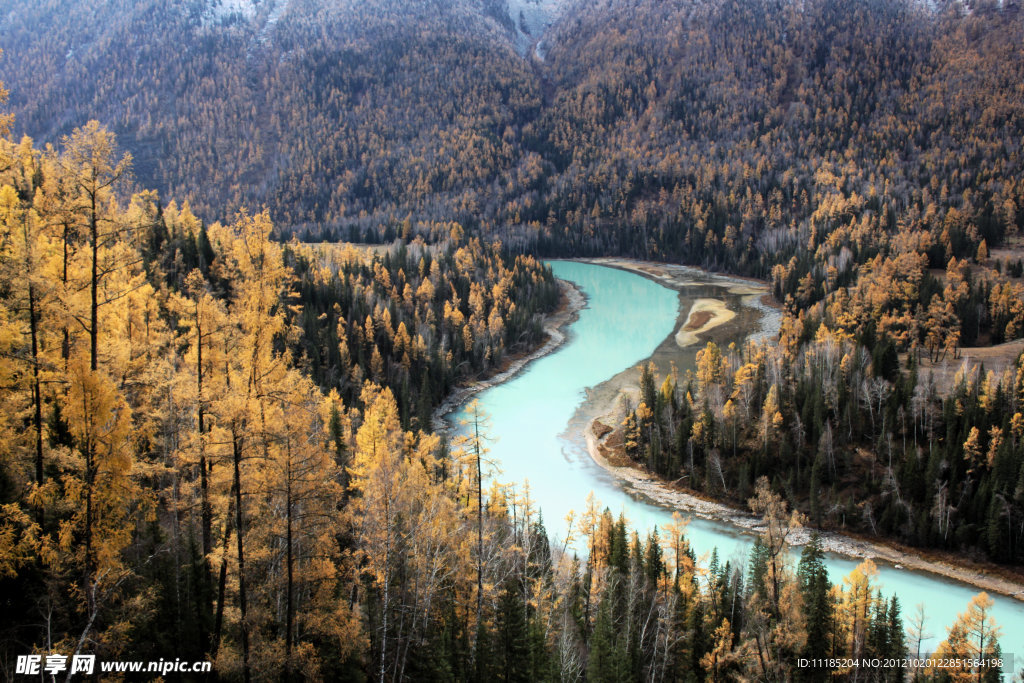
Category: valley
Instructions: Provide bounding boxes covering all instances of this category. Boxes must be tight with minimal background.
[2,0,1024,679]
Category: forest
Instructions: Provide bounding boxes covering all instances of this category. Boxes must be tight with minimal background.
[2,0,1023,269]
[3,0,1024,679]
[0,106,1011,682]
[618,325,1024,567]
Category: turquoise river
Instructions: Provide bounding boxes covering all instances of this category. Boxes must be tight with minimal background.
[448,260,1024,669]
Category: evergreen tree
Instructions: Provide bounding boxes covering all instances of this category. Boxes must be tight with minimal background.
[797,532,833,674]
[495,581,531,683]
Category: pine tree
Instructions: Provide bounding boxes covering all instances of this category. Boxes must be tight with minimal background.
[797,533,833,680]
[885,596,906,683]
[588,593,628,683]
[495,580,531,683]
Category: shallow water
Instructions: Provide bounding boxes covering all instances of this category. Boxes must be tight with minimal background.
[448,260,1024,669]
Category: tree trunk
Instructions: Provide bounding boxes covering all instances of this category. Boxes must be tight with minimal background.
[195,307,214,656]
[197,308,212,557]
[379,497,391,683]
[211,497,234,659]
[232,426,251,683]
[29,283,44,512]
[90,193,98,372]
[84,193,99,574]
[84,435,95,575]
[285,450,294,681]
[61,222,70,366]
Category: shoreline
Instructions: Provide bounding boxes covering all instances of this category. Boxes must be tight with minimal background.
[573,258,1024,601]
[431,277,585,434]
[585,408,1024,601]
[580,257,783,347]
[435,256,1024,601]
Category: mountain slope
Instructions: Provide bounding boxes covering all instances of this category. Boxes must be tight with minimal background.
[1,0,544,231]
[2,0,1023,267]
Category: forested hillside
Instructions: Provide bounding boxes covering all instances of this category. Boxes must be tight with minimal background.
[3,0,1023,269]
[4,0,1024,341]
[0,0,544,233]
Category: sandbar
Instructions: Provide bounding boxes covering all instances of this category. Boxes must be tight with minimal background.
[675,298,737,347]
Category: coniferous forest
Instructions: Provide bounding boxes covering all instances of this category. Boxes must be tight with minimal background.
[2,0,1024,680]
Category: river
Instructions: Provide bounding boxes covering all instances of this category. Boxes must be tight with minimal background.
[447,259,1024,669]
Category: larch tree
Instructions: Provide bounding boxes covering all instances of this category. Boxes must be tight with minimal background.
[253,371,352,680]
[0,138,60,517]
[50,122,140,578]
[454,398,495,648]
[217,210,293,682]
[835,559,879,675]
[168,268,235,656]
[349,382,409,683]
[743,477,806,682]
[57,121,132,375]
[930,592,1003,682]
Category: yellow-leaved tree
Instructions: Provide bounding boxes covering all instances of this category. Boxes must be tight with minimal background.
[0,136,61,520]
[349,382,463,683]
[929,592,1003,682]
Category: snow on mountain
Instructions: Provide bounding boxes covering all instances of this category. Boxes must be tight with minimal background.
[203,0,258,24]
[202,0,291,28]
[504,0,570,58]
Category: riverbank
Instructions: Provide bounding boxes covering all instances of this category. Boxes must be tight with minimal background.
[573,259,1024,602]
[587,410,1024,600]
[581,257,782,346]
[432,277,585,433]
